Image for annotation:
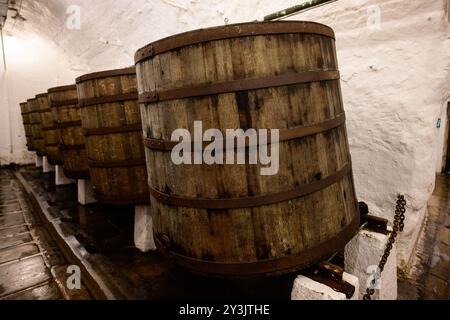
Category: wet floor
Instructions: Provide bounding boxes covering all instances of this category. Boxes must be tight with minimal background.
[398,174,450,300]
[0,170,91,300]
[4,167,449,300]
[15,167,300,300]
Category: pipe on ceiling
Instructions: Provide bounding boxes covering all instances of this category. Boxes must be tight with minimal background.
[264,0,338,21]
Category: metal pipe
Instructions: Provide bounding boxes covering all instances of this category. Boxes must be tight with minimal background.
[0,27,6,71]
[264,0,338,21]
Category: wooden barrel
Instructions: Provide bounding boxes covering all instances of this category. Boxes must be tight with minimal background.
[76,67,149,205]
[27,97,46,157]
[135,21,360,277]
[47,85,89,179]
[36,93,62,165]
[20,102,35,151]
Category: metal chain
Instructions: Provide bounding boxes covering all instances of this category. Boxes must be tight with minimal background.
[363,194,406,300]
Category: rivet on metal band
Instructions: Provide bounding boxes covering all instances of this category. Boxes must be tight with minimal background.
[139,70,340,104]
[149,163,352,210]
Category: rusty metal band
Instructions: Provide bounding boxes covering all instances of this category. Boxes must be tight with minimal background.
[21,111,35,115]
[56,120,82,129]
[42,126,57,131]
[33,137,44,141]
[83,123,143,137]
[76,67,136,83]
[79,92,138,108]
[87,157,146,169]
[63,168,90,180]
[45,143,59,148]
[144,114,346,151]
[48,84,77,93]
[155,214,360,276]
[49,99,79,108]
[93,192,150,205]
[29,122,41,125]
[36,93,48,98]
[135,21,335,63]
[38,109,52,113]
[58,144,85,151]
[139,70,339,104]
[150,163,352,210]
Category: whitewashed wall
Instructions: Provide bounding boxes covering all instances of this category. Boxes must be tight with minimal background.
[0,0,448,271]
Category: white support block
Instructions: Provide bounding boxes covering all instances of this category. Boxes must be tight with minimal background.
[291,273,360,300]
[77,179,97,205]
[42,156,55,173]
[35,155,43,167]
[134,205,157,253]
[345,228,397,300]
[55,165,76,186]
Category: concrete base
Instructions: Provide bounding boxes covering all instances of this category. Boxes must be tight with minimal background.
[42,156,55,173]
[55,165,76,186]
[35,155,43,168]
[77,179,97,205]
[291,273,360,300]
[134,205,157,253]
[345,228,398,300]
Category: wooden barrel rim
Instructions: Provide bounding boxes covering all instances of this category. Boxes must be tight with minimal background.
[75,67,136,84]
[144,113,345,151]
[149,163,352,210]
[48,84,76,93]
[135,21,335,64]
[79,92,138,108]
[35,93,48,98]
[155,214,359,276]
[139,70,339,104]
[49,99,79,108]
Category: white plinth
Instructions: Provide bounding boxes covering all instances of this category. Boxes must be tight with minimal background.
[291,273,360,300]
[345,228,398,300]
[35,155,43,167]
[134,205,157,252]
[42,156,55,173]
[55,165,76,186]
[77,179,97,205]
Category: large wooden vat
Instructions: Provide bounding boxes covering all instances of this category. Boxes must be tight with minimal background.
[47,85,89,179]
[76,67,149,205]
[28,97,46,157]
[135,21,360,276]
[20,102,35,151]
[36,93,62,165]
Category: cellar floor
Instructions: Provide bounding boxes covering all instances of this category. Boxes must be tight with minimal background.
[11,166,298,300]
[2,166,448,300]
[0,170,91,300]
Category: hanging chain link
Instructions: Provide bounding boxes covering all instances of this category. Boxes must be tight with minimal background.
[363,194,406,300]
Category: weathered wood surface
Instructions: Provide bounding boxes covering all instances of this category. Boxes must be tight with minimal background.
[48,85,89,179]
[36,94,61,165]
[136,21,359,276]
[20,102,35,151]
[27,97,46,157]
[76,68,149,205]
